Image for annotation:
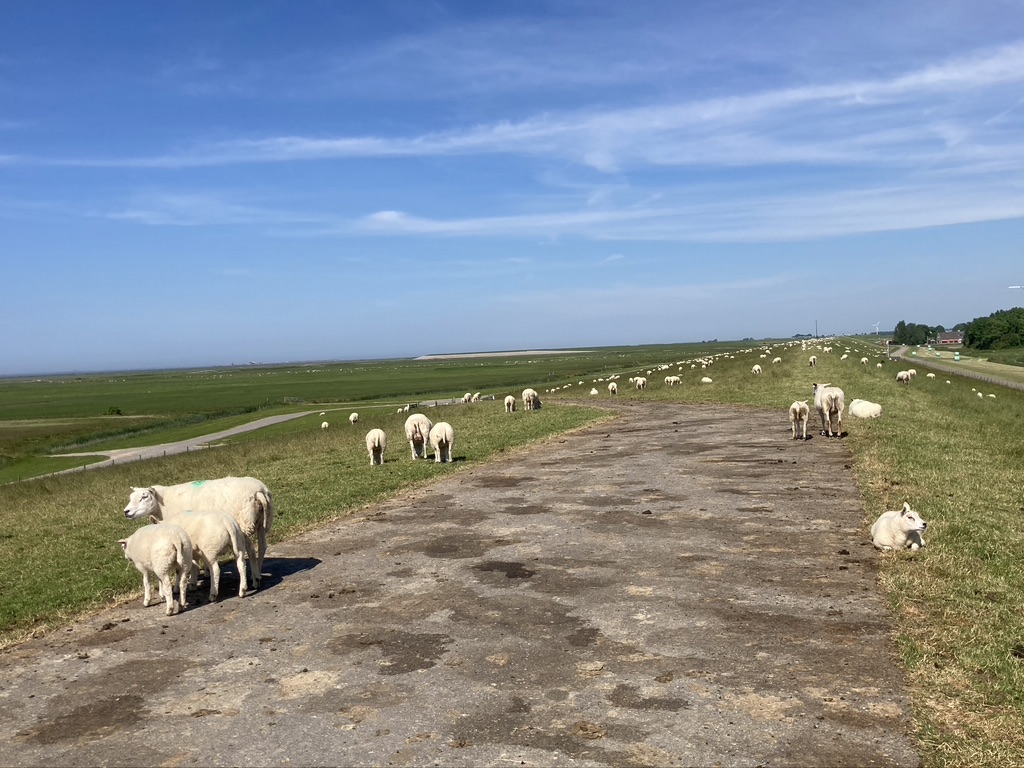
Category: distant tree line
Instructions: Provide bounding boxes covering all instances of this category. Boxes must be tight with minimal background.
[963,307,1024,350]
[892,320,945,346]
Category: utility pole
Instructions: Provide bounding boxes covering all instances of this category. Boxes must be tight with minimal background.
[815,320,818,339]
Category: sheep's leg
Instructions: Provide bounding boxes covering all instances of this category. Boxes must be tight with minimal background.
[791,419,796,439]
[244,535,259,591]
[142,569,154,607]
[254,528,267,589]
[160,574,178,615]
[208,558,221,602]
[236,549,249,598]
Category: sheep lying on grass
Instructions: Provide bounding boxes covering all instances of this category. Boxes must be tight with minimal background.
[119,523,193,616]
[701,376,713,384]
[154,510,250,602]
[404,413,433,460]
[429,421,454,463]
[504,395,516,413]
[871,502,927,551]
[123,477,272,590]
[366,428,387,465]
[813,383,845,437]
[789,400,809,440]
[848,399,882,419]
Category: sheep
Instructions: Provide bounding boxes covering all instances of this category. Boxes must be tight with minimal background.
[808,355,817,367]
[860,357,869,365]
[366,428,387,465]
[907,369,917,378]
[429,421,454,463]
[522,388,541,411]
[812,382,845,437]
[634,376,647,390]
[123,477,273,590]
[118,523,193,616]
[871,502,927,551]
[701,376,713,384]
[789,401,809,440]
[987,393,996,398]
[751,364,762,375]
[608,382,618,395]
[349,412,359,425]
[153,510,250,602]
[504,395,516,413]
[840,354,849,361]
[471,392,481,402]
[896,371,911,384]
[321,421,329,430]
[926,372,936,379]
[772,357,782,364]
[876,362,883,368]
[590,387,599,395]
[462,392,473,404]
[404,413,433,460]
[848,399,882,419]
[664,375,681,386]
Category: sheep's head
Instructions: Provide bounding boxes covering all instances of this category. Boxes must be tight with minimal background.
[124,486,161,520]
[898,502,927,533]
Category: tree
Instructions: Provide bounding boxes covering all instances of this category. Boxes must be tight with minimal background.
[963,307,1024,350]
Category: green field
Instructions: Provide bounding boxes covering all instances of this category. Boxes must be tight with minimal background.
[1,337,1022,766]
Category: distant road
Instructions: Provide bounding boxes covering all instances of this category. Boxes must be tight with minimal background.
[890,347,1024,392]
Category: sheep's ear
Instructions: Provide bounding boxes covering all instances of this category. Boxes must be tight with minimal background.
[149,515,159,525]
[901,502,911,515]
[117,539,127,551]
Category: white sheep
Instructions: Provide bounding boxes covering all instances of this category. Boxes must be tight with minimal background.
[522,388,541,411]
[504,395,516,413]
[462,392,473,404]
[926,372,936,379]
[366,428,387,465]
[907,369,917,378]
[751,364,762,375]
[123,477,273,590]
[634,376,647,390]
[809,355,817,367]
[590,387,599,395]
[871,502,927,551]
[772,357,782,364]
[349,412,359,425]
[876,362,883,368]
[701,376,713,384]
[896,371,911,384]
[608,382,618,395]
[471,392,481,402]
[813,382,845,437]
[404,413,433,460]
[789,401,809,440]
[118,523,193,616]
[321,421,329,430]
[848,398,882,419]
[429,421,454,463]
[840,354,849,361]
[153,510,250,602]
[860,357,869,365]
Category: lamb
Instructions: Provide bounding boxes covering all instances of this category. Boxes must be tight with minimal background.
[861,357,869,365]
[812,382,845,437]
[504,395,516,413]
[876,362,883,368]
[751,364,762,375]
[462,392,473,404]
[349,412,359,425]
[471,392,481,402]
[907,369,917,378]
[366,428,387,465]
[153,510,250,602]
[522,388,541,411]
[608,382,618,395]
[926,372,936,379]
[808,355,817,367]
[123,477,273,590]
[321,421,329,430]
[118,523,194,616]
[848,398,882,419]
[634,376,647,390]
[772,357,782,364]
[429,421,455,463]
[789,400,809,440]
[871,502,927,551]
[896,371,911,384]
[404,413,433,460]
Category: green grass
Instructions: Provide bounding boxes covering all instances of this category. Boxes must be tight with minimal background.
[2,338,1023,766]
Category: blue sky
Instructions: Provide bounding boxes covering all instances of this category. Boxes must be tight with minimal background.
[3,1,1024,374]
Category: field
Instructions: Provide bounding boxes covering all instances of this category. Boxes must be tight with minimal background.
[1,338,1023,766]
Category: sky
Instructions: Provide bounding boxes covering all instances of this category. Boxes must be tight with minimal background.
[3,0,1024,375]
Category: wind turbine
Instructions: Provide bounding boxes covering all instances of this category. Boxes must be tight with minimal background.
[872,321,880,336]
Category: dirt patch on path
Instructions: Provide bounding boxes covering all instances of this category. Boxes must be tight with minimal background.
[0,403,919,767]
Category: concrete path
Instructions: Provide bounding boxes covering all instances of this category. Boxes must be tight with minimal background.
[1,403,920,767]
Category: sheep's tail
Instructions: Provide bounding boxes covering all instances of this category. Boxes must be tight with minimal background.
[256,488,275,522]
[175,536,193,575]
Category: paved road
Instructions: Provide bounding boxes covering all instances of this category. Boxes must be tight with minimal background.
[2,403,920,767]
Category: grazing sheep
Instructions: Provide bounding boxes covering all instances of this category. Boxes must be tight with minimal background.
[404,413,433,460]
[840,354,849,360]
[522,388,541,411]
[848,399,882,419]
[471,392,481,402]
[154,510,250,602]
[751,364,762,375]
[504,395,516,413]
[926,372,936,379]
[812,382,845,437]
[860,357,869,365]
[896,371,911,384]
[349,412,359,425]
[871,502,927,551]
[608,382,618,395]
[772,357,782,364]
[789,400,809,440]
[987,393,996,398]
[462,392,473,404]
[634,376,647,390]
[429,421,454,463]
[118,523,193,616]
[701,376,713,384]
[907,369,917,378]
[366,428,387,466]
[664,375,681,386]
[876,362,883,368]
[321,421,329,430]
[123,477,273,590]
[809,355,817,367]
